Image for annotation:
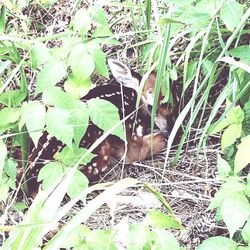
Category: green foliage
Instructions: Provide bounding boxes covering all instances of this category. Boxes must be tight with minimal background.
[87,98,125,140]
[1,1,250,249]
[197,236,238,250]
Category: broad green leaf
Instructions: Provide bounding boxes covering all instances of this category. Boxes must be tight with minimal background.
[68,44,95,82]
[152,229,180,250]
[73,9,91,35]
[210,119,229,135]
[0,89,27,107]
[61,225,90,249]
[242,218,250,244]
[128,224,150,250]
[0,139,7,181]
[220,1,243,32]
[54,144,95,166]
[217,154,231,179]
[67,170,88,199]
[146,209,182,229]
[36,58,67,94]
[226,105,244,124]
[43,87,89,146]
[229,46,250,59]
[91,49,109,78]
[4,158,17,180]
[92,27,113,38]
[38,0,58,7]
[0,107,21,133]
[0,178,9,203]
[243,100,250,135]
[208,180,246,210]
[64,75,92,98]
[197,236,237,250]
[13,202,28,212]
[42,86,78,109]
[21,101,46,147]
[87,98,124,140]
[221,192,250,238]
[31,41,51,69]
[162,0,194,5]
[69,103,89,146]
[37,162,64,190]
[89,6,108,27]
[86,229,117,250]
[0,60,11,74]
[221,124,241,150]
[16,0,31,10]
[45,107,74,148]
[234,135,250,174]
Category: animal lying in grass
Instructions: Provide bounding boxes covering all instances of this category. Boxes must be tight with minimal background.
[22,60,174,194]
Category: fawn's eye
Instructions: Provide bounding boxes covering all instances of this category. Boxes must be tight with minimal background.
[147,104,152,113]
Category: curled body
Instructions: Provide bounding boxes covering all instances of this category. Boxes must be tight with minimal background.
[25,60,173,192]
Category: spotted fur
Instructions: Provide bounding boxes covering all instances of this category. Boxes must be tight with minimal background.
[25,60,174,194]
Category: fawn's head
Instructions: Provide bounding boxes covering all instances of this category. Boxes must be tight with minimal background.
[108,59,174,135]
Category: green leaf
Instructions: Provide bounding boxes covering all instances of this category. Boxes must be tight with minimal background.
[86,229,117,250]
[0,5,6,34]
[54,144,95,166]
[36,58,67,94]
[31,41,51,69]
[67,170,88,199]
[128,224,150,250]
[226,105,244,124]
[4,158,17,180]
[197,236,237,250]
[69,103,89,146]
[89,6,108,27]
[217,154,231,179]
[0,107,21,133]
[87,98,124,140]
[92,27,113,38]
[243,100,250,135]
[152,229,180,250]
[229,46,250,59]
[0,89,27,107]
[45,107,74,148]
[91,49,109,78]
[234,135,250,174]
[42,86,78,109]
[208,180,246,210]
[221,192,250,238]
[221,124,241,150]
[68,44,95,82]
[242,218,250,245]
[220,1,243,32]
[210,119,229,135]
[73,9,91,35]
[13,202,28,212]
[21,101,46,147]
[64,75,92,98]
[146,209,182,229]
[0,178,9,203]
[37,162,64,190]
[61,225,90,249]
[0,140,7,181]
[43,88,89,146]
[162,0,194,5]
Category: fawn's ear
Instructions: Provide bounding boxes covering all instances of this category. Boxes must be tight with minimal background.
[108,59,140,90]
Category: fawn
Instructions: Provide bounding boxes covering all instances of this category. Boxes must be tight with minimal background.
[25,59,173,192]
